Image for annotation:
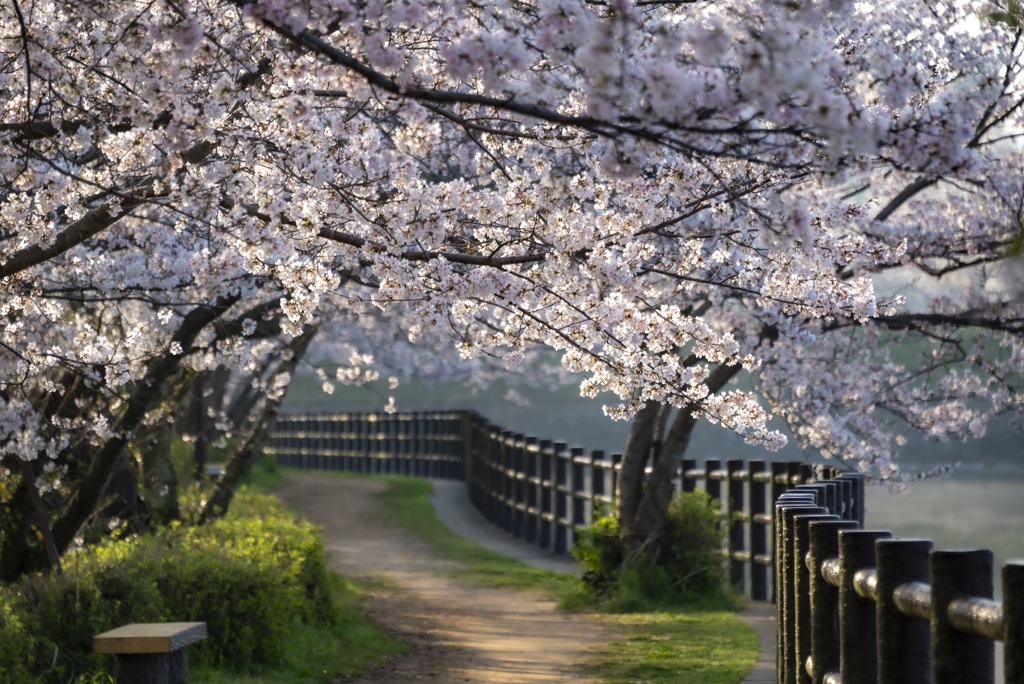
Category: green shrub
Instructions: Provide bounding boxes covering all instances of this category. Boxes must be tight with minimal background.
[0,489,341,683]
[572,491,734,611]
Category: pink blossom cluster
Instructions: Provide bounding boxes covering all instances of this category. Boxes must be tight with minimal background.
[0,0,1021,481]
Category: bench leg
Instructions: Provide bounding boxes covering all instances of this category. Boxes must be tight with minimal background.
[170,648,188,684]
[115,649,187,684]
[116,653,169,684]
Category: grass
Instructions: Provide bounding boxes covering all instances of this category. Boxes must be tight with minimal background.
[192,574,406,684]
[587,612,758,684]
[336,471,760,684]
[375,475,580,596]
[164,458,404,684]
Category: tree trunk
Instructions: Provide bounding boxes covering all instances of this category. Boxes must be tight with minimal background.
[199,325,318,522]
[49,297,237,555]
[617,361,743,559]
[615,401,662,546]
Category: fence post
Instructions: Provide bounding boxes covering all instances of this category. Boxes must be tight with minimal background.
[488,427,501,524]
[770,461,791,605]
[570,447,586,543]
[772,460,789,501]
[749,460,769,601]
[839,529,891,684]
[705,458,722,507]
[554,442,570,554]
[808,519,859,684]
[794,512,839,684]
[682,458,697,493]
[876,539,932,684]
[525,437,539,544]
[539,440,554,549]
[610,453,622,501]
[592,450,607,505]
[459,412,473,483]
[727,459,745,589]
[501,431,514,533]
[1005,561,1024,684]
[930,549,995,684]
[513,434,527,538]
[776,496,825,684]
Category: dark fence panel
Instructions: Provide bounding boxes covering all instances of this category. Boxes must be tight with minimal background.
[776,486,1024,684]
[268,410,863,603]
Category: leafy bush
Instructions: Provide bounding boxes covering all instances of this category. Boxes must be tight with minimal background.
[0,490,346,683]
[572,491,735,611]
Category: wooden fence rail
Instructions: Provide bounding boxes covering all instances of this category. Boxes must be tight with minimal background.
[775,487,1024,684]
[267,411,864,602]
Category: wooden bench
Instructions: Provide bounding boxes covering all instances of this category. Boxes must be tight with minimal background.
[94,622,206,684]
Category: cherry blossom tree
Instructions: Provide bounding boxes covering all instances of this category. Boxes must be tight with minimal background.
[1,0,1022,574]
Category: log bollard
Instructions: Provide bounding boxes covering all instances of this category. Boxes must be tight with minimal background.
[727,458,746,588]
[793,512,839,684]
[876,539,932,684]
[807,519,859,684]
[748,459,769,601]
[1005,561,1024,684]
[930,549,995,684]
[776,497,824,684]
[838,529,891,684]
[94,622,206,684]
[775,494,817,681]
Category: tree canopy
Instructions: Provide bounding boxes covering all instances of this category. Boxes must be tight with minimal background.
[1,0,1022,572]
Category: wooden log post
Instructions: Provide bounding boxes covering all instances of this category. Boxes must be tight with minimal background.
[930,549,995,684]
[610,453,622,503]
[807,519,859,684]
[488,427,501,525]
[772,460,790,501]
[876,539,932,684]
[513,434,527,538]
[704,458,722,513]
[501,431,514,533]
[727,459,746,589]
[539,440,554,549]
[839,529,891,684]
[793,512,840,684]
[525,437,539,544]
[748,460,769,602]
[570,447,588,545]
[95,623,206,684]
[682,458,697,493]
[1005,561,1024,684]
[776,497,825,684]
[554,442,570,554]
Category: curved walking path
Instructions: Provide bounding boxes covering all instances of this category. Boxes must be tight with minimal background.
[279,474,776,683]
[428,479,776,684]
[279,474,615,683]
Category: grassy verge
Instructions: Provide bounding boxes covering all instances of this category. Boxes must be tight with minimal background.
[187,463,401,684]
[376,475,579,596]
[586,612,758,684]
[193,574,405,684]
[322,471,759,684]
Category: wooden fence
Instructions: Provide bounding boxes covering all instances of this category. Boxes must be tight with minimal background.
[775,488,1024,684]
[267,411,864,602]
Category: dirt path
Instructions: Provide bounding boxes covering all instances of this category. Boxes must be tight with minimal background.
[278,473,616,683]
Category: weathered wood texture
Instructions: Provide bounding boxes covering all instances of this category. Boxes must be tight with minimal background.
[838,529,890,684]
[807,519,859,684]
[95,622,204,684]
[269,411,860,603]
[778,489,1023,684]
[113,649,187,684]
[94,622,206,654]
